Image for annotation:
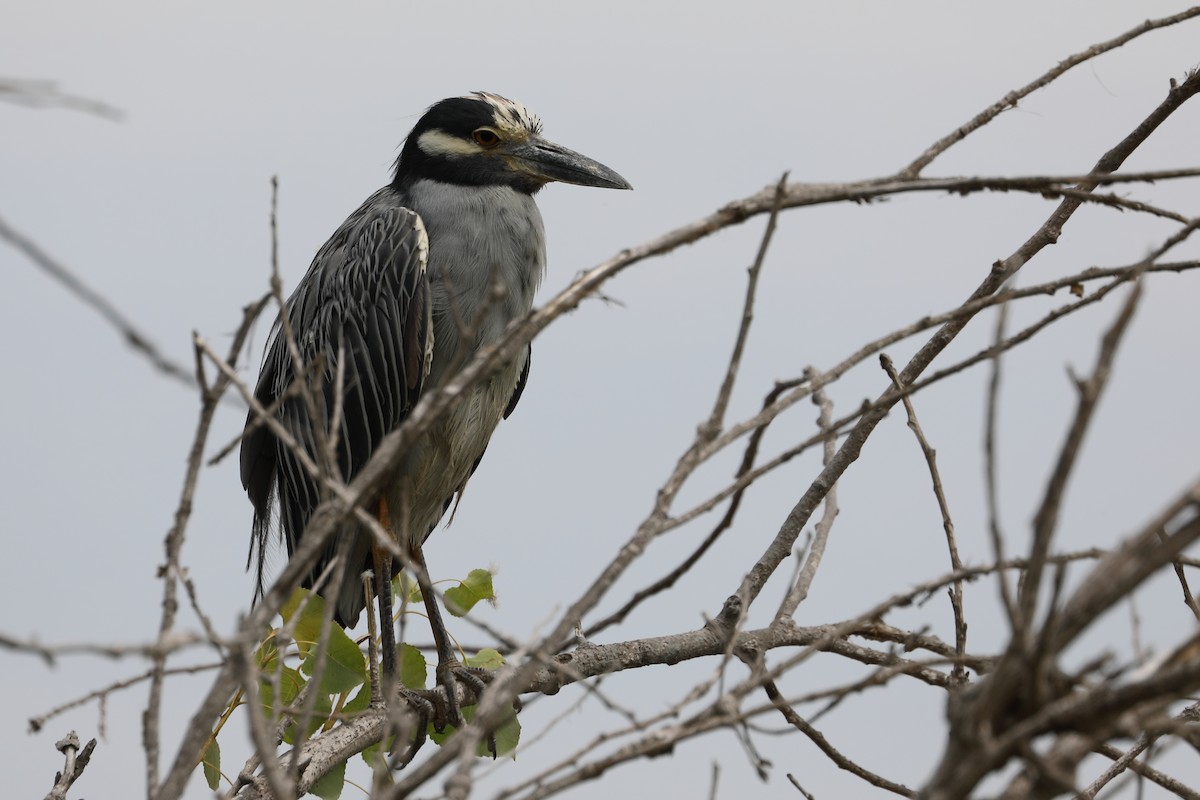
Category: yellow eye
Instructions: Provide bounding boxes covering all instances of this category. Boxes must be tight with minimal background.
[472,128,501,148]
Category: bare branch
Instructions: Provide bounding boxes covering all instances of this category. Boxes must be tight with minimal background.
[581,182,787,639]
[1047,478,1200,652]
[774,374,838,621]
[1160,529,1200,624]
[1092,738,1200,800]
[231,639,293,800]
[0,77,123,120]
[923,479,1200,799]
[762,678,916,797]
[43,731,98,800]
[718,68,1200,633]
[881,355,967,685]
[705,172,786,435]
[898,6,1200,176]
[693,257,1199,476]
[984,295,1018,627]
[28,662,220,735]
[140,25,1200,797]
[145,296,268,794]
[1019,282,1144,636]
[0,212,196,387]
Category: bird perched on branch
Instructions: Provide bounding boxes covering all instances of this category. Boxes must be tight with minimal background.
[239,92,630,729]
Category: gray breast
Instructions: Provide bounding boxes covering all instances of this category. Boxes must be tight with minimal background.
[388,179,546,542]
[406,180,546,383]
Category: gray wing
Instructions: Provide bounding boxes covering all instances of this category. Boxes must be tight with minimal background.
[240,193,431,601]
[504,344,530,419]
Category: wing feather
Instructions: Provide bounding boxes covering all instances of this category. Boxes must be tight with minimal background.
[240,192,431,610]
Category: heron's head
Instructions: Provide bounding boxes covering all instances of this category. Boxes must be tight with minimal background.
[394,92,632,194]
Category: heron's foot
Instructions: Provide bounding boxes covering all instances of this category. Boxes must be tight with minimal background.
[385,688,437,769]
[425,660,510,757]
[385,663,515,765]
[435,659,495,729]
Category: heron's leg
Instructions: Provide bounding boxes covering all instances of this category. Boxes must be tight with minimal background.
[407,541,466,729]
[374,498,398,683]
[362,572,382,704]
[372,498,454,767]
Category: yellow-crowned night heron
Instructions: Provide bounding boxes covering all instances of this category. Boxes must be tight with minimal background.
[240,92,630,725]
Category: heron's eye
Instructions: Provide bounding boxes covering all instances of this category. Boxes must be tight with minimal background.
[472,129,501,148]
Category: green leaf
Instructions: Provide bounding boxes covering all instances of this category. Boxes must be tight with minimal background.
[201,737,221,790]
[465,648,505,671]
[281,588,327,657]
[444,569,496,617]
[428,722,452,746]
[361,735,395,768]
[486,707,522,759]
[282,689,332,745]
[398,643,428,690]
[254,630,280,672]
[259,666,305,723]
[342,683,372,715]
[427,704,521,758]
[300,625,366,695]
[393,572,422,605]
[309,759,345,800]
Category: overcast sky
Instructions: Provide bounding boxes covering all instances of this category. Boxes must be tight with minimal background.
[4,2,1200,798]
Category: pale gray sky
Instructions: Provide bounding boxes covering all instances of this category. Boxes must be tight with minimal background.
[4,2,1200,798]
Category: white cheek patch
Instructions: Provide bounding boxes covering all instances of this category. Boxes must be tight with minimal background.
[417,129,479,159]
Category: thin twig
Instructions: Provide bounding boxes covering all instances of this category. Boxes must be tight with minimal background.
[1078,732,1157,799]
[144,296,268,794]
[1092,740,1200,800]
[0,77,123,119]
[762,678,917,797]
[0,631,204,666]
[787,773,815,799]
[880,355,967,685]
[0,212,195,387]
[721,71,1200,633]
[28,662,221,734]
[898,6,1200,177]
[923,479,1200,799]
[669,269,1140,540]
[1159,529,1200,624]
[1021,282,1144,637]
[775,373,838,621]
[231,639,293,800]
[984,294,1018,629]
[693,257,1199,474]
[580,180,787,639]
[1048,478,1200,653]
[705,172,787,435]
